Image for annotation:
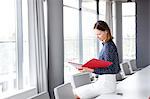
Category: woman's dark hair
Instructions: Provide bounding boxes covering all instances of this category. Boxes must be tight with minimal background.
[94,20,113,42]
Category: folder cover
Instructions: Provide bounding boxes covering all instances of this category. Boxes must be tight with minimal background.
[68,58,112,69]
[82,58,112,69]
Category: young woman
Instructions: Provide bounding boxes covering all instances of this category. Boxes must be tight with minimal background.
[74,20,121,99]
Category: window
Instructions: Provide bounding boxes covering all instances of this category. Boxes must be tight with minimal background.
[82,0,97,62]
[63,0,106,83]
[22,0,30,88]
[0,0,17,93]
[82,1,96,11]
[63,0,79,9]
[0,0,30,95]
[99,1,106,51]
[112,1,116,44]
[99,1,106,21]
[63,7,79,63]
[63,5,80,82]
[122,2,136,61]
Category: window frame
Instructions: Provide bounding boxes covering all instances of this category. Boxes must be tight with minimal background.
[16,0,24,89]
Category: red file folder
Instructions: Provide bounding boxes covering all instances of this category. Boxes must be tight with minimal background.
[68,58,112,70]
[82,58,112,69]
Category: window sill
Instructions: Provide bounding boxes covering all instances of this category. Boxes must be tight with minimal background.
[0,87,37,99]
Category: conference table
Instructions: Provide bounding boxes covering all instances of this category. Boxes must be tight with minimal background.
[96,65,150,99]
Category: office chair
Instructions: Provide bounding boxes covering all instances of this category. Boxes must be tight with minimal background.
[120,62,133,76]
[128,59,138,71]
[71,72,92,88]
[54,83,76,99]
[116,72,126,81]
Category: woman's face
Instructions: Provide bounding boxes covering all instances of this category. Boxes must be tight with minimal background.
[94,29,107,42]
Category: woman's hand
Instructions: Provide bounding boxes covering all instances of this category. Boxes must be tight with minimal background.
[75,94,80,99]
[80,67,94,73]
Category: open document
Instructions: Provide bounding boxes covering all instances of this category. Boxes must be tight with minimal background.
[68,61,83,70]
[68,58,112,70]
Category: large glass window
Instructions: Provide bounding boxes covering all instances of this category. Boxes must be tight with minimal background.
[22,0,30,88]
[63,6,80,82]
[122,2,136,61]
[63,0,107,83]
[82,0,97,62]
[64,7,79,63]
[99,1,106,51]
[0,0,17,93]
[82,1,96,11]
[99,1,106,21]
[63,0,79,9]
[0,0,30,96]
[112,2,116,44]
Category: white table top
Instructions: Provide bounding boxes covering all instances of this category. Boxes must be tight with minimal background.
[96,66,150,99]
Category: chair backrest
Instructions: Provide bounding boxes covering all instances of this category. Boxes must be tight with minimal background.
[129,59,138,71]
[28,92,50,99]
[72,72,91,88]
[116,72,125,81]
[120,62,132,75]
[54,83,75,99]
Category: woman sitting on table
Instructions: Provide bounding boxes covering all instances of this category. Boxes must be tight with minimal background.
[74,20,121,99]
